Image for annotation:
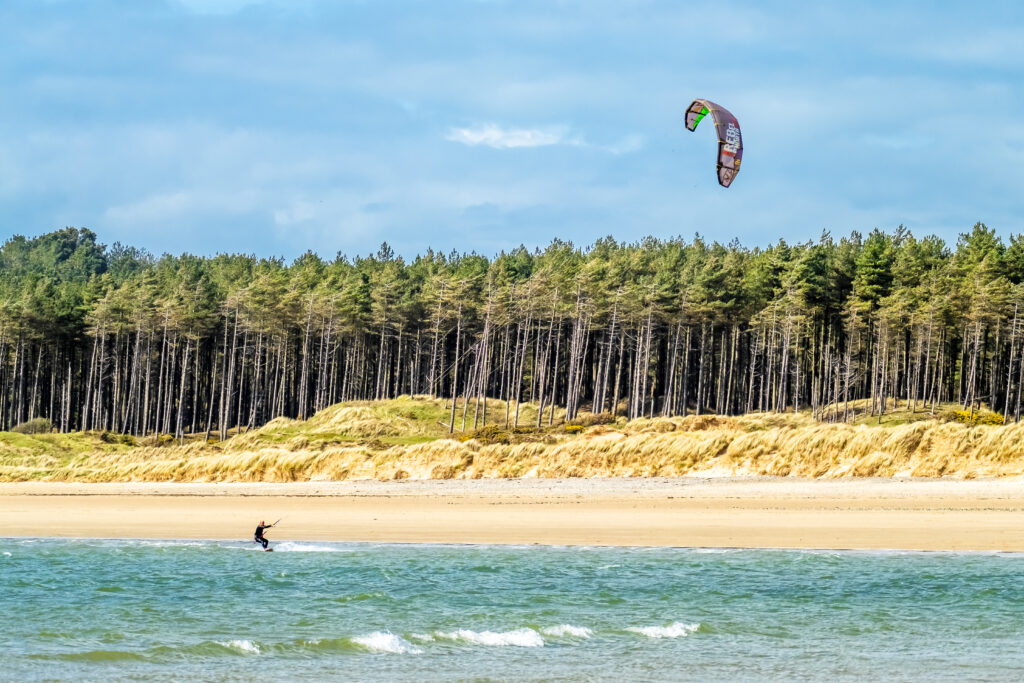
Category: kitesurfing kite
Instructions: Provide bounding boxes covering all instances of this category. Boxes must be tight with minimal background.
[684,99,742,188]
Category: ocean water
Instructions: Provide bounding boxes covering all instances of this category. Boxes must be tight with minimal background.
[2,539,1024,681]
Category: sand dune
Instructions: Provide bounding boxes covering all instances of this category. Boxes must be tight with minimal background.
[6,403,1024,482]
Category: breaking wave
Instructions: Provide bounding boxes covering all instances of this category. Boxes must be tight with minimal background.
[541,624,593,638]
[435,628,544,647]
[627,622,700,638]
[351,631,423,654]
[272,542,348,553]
[217,639,260,654]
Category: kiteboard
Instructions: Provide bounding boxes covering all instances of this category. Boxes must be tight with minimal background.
[265,548,274,552]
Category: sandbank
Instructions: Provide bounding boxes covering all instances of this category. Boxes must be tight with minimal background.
[3,477,1024,551]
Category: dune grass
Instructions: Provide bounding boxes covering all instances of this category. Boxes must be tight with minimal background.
[0,430,136,480]
[2,396,1023,482]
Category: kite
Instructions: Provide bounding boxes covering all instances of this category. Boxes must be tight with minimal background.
[684,99,743,188]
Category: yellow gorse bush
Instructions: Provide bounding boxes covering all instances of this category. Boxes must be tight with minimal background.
[952,409,1005,426]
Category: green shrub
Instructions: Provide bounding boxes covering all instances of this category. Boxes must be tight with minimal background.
[99,431,137,446]
[11,418,52,434]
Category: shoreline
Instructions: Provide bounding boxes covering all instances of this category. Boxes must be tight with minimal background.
[4,477,1024,551]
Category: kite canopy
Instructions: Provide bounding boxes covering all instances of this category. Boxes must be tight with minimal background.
[684,99,742,188]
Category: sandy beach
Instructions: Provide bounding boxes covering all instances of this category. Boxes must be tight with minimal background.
[3,477,1024,551]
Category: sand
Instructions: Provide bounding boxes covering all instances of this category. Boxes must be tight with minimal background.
[3,477,1024,551]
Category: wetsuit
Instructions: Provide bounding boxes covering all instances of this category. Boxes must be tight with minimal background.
[254,524,272,549]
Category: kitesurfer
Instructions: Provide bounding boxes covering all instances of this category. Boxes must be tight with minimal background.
[254,520,275,549]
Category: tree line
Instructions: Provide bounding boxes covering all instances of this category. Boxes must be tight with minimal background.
[1,224,1022,438]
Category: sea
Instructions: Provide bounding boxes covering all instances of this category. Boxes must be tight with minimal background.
[2,539,1023,681]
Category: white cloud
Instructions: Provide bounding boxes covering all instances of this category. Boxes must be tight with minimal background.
[445,124,572,149]
[444,124,644,155]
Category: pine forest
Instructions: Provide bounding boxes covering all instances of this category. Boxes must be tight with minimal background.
[2,224,1023,439]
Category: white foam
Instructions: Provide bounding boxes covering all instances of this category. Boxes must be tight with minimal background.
[2,552,11,557]
[436,628,544,647]
[272,542,347,553]
[219,639,260,654]
[627,622,700,639]
[542,624,593,638]
[351,631,423,654]
[409,633,435,642]
[135,540,216,548]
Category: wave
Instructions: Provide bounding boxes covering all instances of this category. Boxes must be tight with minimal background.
[627,622,700,638]
[33,639,264,662]
[26,622,709,664]
[541,624,593,639]
[48,539,1024,558]
[272,542,349,553]
[133,540,220,548]
[351,631,423,654]
[12,538,367,553]
[435,628,544,647]
[217,639,260,654]
[35,649,149,662]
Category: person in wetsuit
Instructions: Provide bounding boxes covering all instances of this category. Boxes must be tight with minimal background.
[254,520,275,549]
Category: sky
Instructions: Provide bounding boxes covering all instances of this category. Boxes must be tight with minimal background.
[1,0,1022,260]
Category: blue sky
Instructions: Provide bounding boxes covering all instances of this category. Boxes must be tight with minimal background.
[1,0,1022,259]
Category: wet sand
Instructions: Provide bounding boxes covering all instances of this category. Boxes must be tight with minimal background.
[3,478,1024,550]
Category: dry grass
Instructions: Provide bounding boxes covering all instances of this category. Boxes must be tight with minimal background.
[3,397,1024,481]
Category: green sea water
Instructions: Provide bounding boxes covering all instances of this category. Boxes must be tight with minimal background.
[2,538,1023,681]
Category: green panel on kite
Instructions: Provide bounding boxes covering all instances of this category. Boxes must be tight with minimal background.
[690,107,709,129]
